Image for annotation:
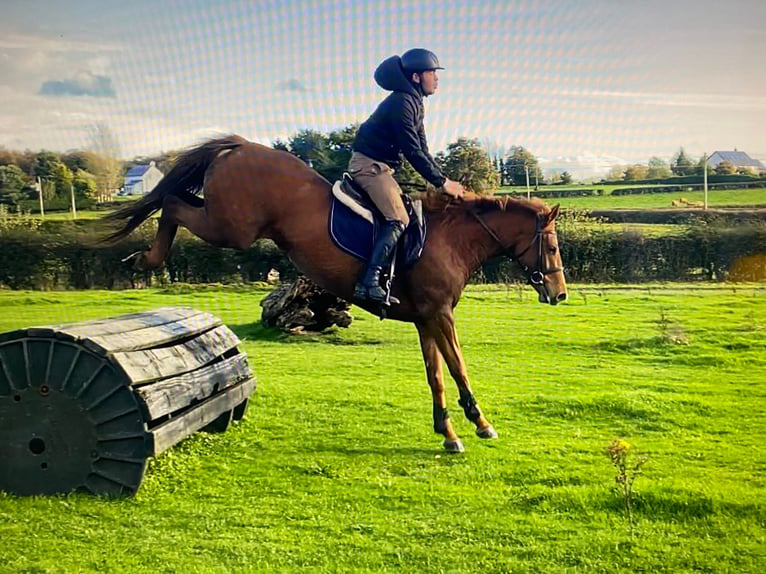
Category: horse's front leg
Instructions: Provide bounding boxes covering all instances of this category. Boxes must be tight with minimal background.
[427,310,498,440]
[416,323,464,453]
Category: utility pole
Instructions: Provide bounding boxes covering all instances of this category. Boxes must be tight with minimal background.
[525,164,530,199]
[70,182,77,219]
[703,152,708,210]
[36,177,45,219]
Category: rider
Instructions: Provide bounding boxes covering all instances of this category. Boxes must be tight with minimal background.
[350,48,466,304]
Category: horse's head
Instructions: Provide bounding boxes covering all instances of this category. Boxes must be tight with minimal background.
[514,203,567,305]
[461,196,567,305]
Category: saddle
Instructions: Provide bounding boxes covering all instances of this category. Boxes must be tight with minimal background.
[329,173,426,268]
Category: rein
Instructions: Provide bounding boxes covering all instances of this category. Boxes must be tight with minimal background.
[468,208,562,286]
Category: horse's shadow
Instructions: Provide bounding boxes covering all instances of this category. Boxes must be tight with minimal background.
[229,321,285,343]
[229,321,384,346]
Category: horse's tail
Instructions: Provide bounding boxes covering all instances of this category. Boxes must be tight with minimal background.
[101,135,246,243]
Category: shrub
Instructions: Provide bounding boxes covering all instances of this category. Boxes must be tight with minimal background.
[0,217,764,289]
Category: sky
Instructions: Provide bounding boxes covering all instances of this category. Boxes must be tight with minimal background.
[2,0,765,179]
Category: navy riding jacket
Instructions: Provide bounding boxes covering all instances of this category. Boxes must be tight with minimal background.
[353,56,447,189]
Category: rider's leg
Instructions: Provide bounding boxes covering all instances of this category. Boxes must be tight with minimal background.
[354,219,405,302]
[348,152,409,303]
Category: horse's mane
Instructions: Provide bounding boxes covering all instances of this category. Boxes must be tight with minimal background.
[412,191,549,218]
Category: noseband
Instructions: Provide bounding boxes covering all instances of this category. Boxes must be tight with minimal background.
[469,209,562,287]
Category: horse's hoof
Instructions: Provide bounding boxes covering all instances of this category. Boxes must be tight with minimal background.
[476,425,498,439]
[443,438,465,453]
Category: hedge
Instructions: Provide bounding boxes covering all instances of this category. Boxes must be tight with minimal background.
[588,209,766,225]
[1,219,765,289]
[600,175,766,187]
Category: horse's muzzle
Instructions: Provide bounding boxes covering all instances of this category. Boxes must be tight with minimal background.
[537,287,567,305]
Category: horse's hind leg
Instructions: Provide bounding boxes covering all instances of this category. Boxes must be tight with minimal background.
[416,323,464,453]
[134,194,225,270]
[426,310,498,440]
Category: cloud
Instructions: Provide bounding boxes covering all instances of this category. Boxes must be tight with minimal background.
[39,71,116,98]
[276,78,309,93]
[556,88,766,111]
[0,32,124,53]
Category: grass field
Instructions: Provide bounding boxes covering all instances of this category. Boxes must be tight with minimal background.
[10,187,765,223]
[0,284,765,573]
[499,187,766,210]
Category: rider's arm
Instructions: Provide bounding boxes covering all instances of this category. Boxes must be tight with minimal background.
[393,99,446,189]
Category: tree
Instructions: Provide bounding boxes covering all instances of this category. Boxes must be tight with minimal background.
[0,164,33,205]
[6,150,37,177]
[392,157,428,192]
[435,137,499,194]
[647,157,671,179]
[284,129,330,167]
[560,171,573,185]
[87,124,123,202]
[0,149,21,168]
[503,146,540,187]
[737,166,758,177]
[50,162,74,197]
[272,138,289,152]
[671,148,695,176]
[33,152,58,179]
[61,150,91,173]
[274,125,361,184]
[324,124,358,183]
[623,164,649,181]
[605,165,626,181]
[33,152,63,199]
[714,160,736,175]
[73,169,97,199]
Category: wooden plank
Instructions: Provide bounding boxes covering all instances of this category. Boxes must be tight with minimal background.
[110,325,242,385]
[150,378,255,455]
[25,308,182,339]
[22,307,211,341]
[55,307,203,337]
[135,354,252,420]
[0,307,208,345]
[79,312,222,354]
[58,307,217,339]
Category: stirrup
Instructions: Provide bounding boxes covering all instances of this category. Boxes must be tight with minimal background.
[354,284,399,306]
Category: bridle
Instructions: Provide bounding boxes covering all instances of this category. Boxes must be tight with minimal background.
[468,208,563,288]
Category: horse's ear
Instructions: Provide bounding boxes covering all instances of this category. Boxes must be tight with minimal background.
[548,204,561,223]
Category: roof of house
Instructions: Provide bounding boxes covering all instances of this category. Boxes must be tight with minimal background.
[125,165,151,178]
[709,151,765,169]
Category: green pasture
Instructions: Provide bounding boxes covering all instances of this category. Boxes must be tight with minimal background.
[500,186,766,210]
[0,284,764,573]
[10,187,765,223]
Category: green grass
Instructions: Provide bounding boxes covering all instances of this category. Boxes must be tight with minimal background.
[1,284,765,573]
[35,210,104,221]
[8,187,765,223]
[500,186,766,210]
[593,223,689,237]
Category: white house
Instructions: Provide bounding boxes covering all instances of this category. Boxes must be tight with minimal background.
[123,161,164,195]
[706,150,765,172]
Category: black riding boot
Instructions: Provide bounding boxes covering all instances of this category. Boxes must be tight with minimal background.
[354,220,406,303]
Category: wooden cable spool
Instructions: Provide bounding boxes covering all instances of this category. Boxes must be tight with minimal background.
[0,307,255,496]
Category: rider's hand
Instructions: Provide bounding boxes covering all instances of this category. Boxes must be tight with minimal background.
[440,179,466,199]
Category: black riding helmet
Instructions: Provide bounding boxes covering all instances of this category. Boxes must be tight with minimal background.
[400,48,444,73]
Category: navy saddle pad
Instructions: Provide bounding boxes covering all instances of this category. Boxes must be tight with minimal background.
[329,175,426,269]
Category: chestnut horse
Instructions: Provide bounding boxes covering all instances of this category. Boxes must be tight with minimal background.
[104,135,567,452]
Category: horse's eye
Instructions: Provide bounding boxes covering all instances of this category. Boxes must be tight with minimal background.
[548,246,558,255]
